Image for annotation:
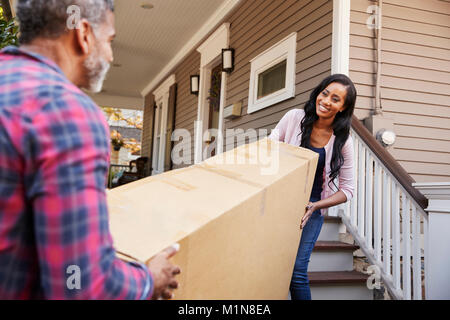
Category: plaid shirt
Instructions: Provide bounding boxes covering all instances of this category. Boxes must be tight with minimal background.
[0,46,152,299]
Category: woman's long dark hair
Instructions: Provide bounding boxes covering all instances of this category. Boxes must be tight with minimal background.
[300,74,357,190]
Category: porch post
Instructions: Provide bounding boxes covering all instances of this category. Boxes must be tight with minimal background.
[194,67,209,164]
[413,182,450,300]
[217,71,227,155]
[195,23,230,164]
[331,0,350,76]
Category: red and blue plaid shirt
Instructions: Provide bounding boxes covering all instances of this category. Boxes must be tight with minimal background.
[0,46,152,299]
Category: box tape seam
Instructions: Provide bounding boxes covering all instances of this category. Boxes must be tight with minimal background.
[155,176,197,192]
[196,163,265,190]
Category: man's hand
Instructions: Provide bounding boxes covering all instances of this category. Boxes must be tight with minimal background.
[146,244,181,300]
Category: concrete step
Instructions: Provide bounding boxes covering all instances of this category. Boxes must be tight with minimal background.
[309,271,373,300]
[309,241,359,272]
[318,216,341,242]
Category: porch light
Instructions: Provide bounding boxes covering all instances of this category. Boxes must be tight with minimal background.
[222,48,235,73]
[377,129,396,147]
[190,75,200,95]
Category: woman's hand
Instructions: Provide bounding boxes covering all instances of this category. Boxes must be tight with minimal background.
[301,202,316,229]
[300,191,348,229]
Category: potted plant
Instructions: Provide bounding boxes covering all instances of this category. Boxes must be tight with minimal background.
[111,130,124,151]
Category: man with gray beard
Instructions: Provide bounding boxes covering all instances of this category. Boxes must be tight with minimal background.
[0,0,180,299]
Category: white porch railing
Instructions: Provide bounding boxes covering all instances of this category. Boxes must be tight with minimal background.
[328,129,428,300]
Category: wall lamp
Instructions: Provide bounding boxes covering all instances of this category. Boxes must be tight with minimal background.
[190,75,200,95]
[377,129,396,147]
[222,48,235,73]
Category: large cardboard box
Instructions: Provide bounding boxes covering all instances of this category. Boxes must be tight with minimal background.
[107,138,318,299]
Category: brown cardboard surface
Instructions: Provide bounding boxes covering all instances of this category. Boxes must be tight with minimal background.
[107,138,318,299]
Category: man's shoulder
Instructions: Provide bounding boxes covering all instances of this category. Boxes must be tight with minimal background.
[0,50,60,81]
[0,54,101,118]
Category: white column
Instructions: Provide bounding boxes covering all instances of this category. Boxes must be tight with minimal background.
[331,0,350,75]
[413,182,450,300]
[195,23,230,164]
[217,72,227,155]
[194,68,209,164]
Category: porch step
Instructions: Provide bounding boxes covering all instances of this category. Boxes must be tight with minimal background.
[309,271,373,300]
[313,241,359,251]
[308,271,368,284]
[323,216,342,223]
[309,241,359,272]
[318,216,342,242]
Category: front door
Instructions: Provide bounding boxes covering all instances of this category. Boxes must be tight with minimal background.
[205,63,222,158]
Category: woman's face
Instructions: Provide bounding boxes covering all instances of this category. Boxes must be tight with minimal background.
[315,82,348,121]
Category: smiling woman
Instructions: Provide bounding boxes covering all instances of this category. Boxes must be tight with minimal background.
[269,73,357,300]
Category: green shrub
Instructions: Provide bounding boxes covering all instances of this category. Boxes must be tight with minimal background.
[0,6,19,49]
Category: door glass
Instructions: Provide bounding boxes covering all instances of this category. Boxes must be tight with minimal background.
[207,64,222,157]
[208,63,222,130]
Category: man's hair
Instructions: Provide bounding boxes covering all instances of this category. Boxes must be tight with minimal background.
[16,0,114,44]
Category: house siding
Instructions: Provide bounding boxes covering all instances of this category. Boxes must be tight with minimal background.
[349,0,450,182]
[143,0,449,182]
[224,0,333,150]
[160,0,333,169]
[171,50,201,169]
[142,51,200,171]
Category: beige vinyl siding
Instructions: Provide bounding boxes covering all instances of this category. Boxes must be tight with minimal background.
[224,0,333,151]
[152,0,334,169]
[350,0,450,183]
[171,50,201,169]
[141,93,155,175]
[142,50,200,171]
[141,94,154,160]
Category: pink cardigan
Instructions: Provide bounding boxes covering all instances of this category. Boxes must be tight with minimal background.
[269,109,354,215]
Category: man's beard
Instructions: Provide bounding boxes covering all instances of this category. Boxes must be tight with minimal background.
[83,48,110,93]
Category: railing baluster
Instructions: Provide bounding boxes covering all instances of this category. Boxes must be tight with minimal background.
[365,151,373,250]
[424,215,428,300]
[374,162,382,264]
[358,142,365,237]
[412,205,422,300]
[402,195,412,300]
[392,182,401,291]
[351,139,358,227]
[349,132,354,220]
[346,198,351,218]
[383,172,391,276]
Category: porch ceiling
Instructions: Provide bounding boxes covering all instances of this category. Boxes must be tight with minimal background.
[89,0,228,106]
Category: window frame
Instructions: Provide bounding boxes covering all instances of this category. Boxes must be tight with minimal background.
[247,32,297,114]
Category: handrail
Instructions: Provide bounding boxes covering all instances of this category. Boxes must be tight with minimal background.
[351,115,428,210]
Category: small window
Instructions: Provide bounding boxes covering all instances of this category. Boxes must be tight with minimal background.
[257,60,287,99]
[248,33,297,114]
